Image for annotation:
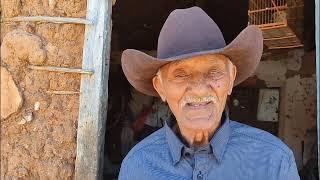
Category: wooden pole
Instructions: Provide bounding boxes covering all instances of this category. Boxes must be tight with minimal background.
[2,16,92,24]
[74,0,111,179]
[28,65,94,74]
[46,90,80,95]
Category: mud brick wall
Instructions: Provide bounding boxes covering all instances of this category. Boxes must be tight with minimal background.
[1,0,86,179]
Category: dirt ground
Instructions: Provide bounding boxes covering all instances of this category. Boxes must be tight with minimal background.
[1,0,86,179]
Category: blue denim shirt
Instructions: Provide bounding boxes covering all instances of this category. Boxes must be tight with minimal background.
[119,114,300,180]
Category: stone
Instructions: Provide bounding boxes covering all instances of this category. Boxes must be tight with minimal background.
[18,111,33,125]
[34,102,40,111]
[1,29,47,65]
[23,112,33,122]
[1,67,23,119]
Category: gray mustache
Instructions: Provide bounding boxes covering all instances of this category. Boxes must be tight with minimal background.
[183,95,217,104]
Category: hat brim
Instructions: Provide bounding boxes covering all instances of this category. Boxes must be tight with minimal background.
[121,25,263,96]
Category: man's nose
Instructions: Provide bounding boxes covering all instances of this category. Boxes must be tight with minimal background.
[188,74,211,94]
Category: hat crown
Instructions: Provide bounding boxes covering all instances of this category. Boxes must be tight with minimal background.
[157,7,226,59]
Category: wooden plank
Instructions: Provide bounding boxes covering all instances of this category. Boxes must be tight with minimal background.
[315,0,320,178]
[28,65,94,74]
[74,0,112,179]
[2,16,92,24]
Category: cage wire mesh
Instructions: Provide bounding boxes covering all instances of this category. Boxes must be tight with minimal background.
[248,0,303,49]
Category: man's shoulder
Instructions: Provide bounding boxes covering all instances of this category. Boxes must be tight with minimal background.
[119,127,171,179]
[229,120,294,160]
[123,127,168,162]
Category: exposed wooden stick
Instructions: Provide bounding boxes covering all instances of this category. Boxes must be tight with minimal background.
[28,65,94,74]
[2,16,92,25]
[264,35,296,41]
[268,44,304,49]
[47,90,80,95]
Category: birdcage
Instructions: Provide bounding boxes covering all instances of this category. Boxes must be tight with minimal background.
[248,0,303,49]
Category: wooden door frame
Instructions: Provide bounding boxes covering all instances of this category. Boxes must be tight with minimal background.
[315,0,320,178]
[74,0,112,179]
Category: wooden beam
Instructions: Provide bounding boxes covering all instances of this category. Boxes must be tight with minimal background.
[2,16,92,24]
[315,0,320,178]
[74,0,111,179]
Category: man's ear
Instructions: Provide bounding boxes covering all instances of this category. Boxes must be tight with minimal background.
[227,64,237,95]
[152,75,166,102]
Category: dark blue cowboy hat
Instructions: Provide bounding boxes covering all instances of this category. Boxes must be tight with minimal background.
[121,7,263,96]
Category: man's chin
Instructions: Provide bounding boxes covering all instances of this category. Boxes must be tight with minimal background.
[183,116,216,129]
[184,110,214,122]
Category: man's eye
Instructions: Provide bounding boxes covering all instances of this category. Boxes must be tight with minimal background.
[175,74,189,78]
[208,71,224,78]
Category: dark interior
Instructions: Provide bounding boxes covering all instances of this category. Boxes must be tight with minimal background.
[103,0,316,179]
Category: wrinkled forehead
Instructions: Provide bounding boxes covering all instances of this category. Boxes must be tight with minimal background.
[159,54,231,73]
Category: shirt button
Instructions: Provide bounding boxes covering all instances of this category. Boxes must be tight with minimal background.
[197,171,203,180]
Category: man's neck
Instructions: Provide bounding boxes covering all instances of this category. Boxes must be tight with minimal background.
[177,124,218,148]
[170,112,226,148]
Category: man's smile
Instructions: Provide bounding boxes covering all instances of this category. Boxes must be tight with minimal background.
[186,101,212,108]
[182,95,217,112]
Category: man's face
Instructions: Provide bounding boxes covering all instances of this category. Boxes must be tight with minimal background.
[153,54,236,132]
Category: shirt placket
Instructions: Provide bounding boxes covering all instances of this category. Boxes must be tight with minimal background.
[193,153,208,180]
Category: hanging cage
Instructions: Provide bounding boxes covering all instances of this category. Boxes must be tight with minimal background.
[248,0,303,49]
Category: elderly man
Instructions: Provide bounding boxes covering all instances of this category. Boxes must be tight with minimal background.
[119,7,300,180]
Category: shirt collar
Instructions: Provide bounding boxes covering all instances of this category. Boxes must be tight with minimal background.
[165,120,184,165]
[210,110,231,163]
[165,110,231,165]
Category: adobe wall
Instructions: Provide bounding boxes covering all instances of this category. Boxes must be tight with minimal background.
[1,0,86,179]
